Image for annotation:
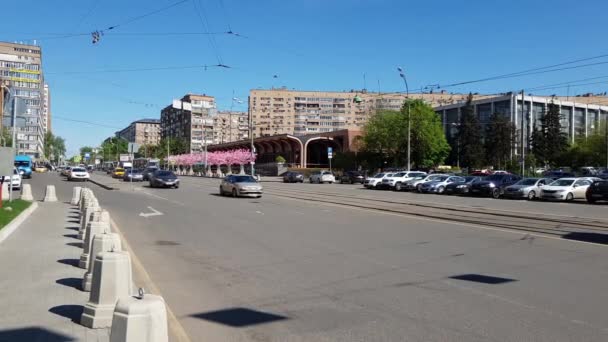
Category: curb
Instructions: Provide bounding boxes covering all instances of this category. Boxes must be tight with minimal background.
[0,201,38,244]
[87,178,116,190]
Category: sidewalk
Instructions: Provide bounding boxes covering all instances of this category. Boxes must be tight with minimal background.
[0,195,110,341]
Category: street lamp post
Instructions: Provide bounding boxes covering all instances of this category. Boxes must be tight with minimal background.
[398,67,411,171]
[451,123,461,169]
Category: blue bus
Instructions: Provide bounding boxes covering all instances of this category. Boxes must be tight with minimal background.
[14,155,33,178]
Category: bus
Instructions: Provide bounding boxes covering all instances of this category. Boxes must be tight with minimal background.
[133,158,160,169]
[14,155,33,178]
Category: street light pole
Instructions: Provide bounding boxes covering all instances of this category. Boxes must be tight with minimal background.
[249,97,255,177]
[452,123,461,169]
[398,67,410,171]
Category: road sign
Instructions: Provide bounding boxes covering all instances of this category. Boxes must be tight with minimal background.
[0,147,15,176]
[327,147,333,159]
[84,152,91,160]
[128,143,140,154]
[119,154,130,162]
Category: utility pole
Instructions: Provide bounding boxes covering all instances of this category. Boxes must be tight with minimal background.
[521,90,525,177]
[398,67,410,171]
[249,98,255,177]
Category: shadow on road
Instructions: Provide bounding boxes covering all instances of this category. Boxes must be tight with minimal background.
[562,232,608,245]
[55,278,82,291]
[449,274,517,285]
[57,259,80,268]
[66,242,82,248]
[49,305,83,323]
[63,234,79,239]
[190,307,288,327]
[0,327,75,342]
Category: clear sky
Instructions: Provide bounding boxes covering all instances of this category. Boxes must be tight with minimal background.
[3,0,608,156]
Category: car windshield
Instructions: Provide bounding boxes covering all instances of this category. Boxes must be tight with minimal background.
[128,169,141,174]
[72,168,86,172]
[233,176,257,183]
[549,179,574,187]
[115,168,124,172]
[434,176,450,182]
[464,176,478,182]
[14,161,29,167]
[322,172,333,175]
[516,179,538,186]
[385,173,394,177]
[157,171,175,177]
[394,172,407,177]
[427,175,443,181]
[373,173,385,178]
[485,175,506,181]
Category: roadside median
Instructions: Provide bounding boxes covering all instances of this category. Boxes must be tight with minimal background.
[87,174,118,190]
[0,199,37,244]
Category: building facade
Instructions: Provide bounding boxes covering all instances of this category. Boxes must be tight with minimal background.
[249,88,493,138]
[211,111,248,144]
[0,41,45,158]
[116,118,161,145]
[42,83,51,134]
[160,94,216,153]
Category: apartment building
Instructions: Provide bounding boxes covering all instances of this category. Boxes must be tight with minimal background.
[42,83,51,134]
[116,118,161,145]
[160,94,216,153]
[0,41,45,158]
[212,111,249,144]
[249,88,493,137]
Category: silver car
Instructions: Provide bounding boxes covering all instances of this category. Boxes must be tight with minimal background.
[503,178,552,200]
[220,175,263,198]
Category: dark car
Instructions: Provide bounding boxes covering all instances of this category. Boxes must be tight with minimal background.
[142,167,158,181]
[123,168,144,182]
[586,180,608,203]
[598,169,608,180]
[543,170,575,180]
[469,174,521,198]
[283,171,304,183]
[149,170,180,188]
[340,171,365,184]
[444,176,481,195]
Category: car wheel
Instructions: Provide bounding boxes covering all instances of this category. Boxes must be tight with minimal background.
[416,184,423,192]
[586,195,596,204]
[219,186,224,196]
[309,178,313,183]
[174,184,179,189]
[437,186,445,194]
[565,192,574,201]
[492,188,501,199]
[394,183,402,191]
[232,188,238,198]
[350,179,354,184]
[527,190,536,201]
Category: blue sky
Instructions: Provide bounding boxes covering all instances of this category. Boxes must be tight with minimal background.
[3,0,608,156]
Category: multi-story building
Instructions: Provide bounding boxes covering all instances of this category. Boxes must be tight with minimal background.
[42,83,51,134]
[0,41,45,158]
[249,88,493,137]
[116,118,161,145]
[160,94,216,153]
[211,111,248,144]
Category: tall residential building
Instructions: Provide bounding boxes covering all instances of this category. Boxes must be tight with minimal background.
[42,83,51,134]
[249,88,493,137]
[0,41,45,158]
[212,111,249,144]
[160,94,216,153]
[116,118,161,145]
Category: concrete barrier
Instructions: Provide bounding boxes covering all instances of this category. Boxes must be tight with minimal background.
[83,232,122,291]
[71,186,82,206]
[20,184,33,201]
[78,204,101,240]
[79,220,111,268]
[110,292,168,342]
[43,185,57,202]
[81,251,134,328]
[1,182,8,200]
[79,189,93,212]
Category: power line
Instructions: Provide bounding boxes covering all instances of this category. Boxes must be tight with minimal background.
[53,115,122,129]
[46,63,230,75]
[191,0,223,65]
[72,0,102,31]
[217,0,233,32]
[104,0,189,31]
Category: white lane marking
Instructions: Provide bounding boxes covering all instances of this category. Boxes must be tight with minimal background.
[137,189,185,206]
[139,206,164,218]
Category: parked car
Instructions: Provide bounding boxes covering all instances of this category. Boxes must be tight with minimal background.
[309,171,335,184]
[491,170,510,175]
[543,170,575,180]
[364,173,390,189]
[123,168,144,182]
[340,171,365,184]
[419,175,466,194]
[283,171,304,183]
[540,177,597,201]
[3,167,22,190]
[112,168,125,178]
[597,169,608,180]
[68,167,90,181]
[219,175,263,198]
[376,172,401,190]
[586,180,608,203]
[444,176,482,195]
[407,174,450,192]
[149,170,180,188]
[469,174,522,198]
[502,178,551,200]
[382,171,427,191]
[142,167,158,181]
[580,166,598,176]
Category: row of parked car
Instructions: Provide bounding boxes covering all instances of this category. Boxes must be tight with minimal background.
[363,171,608,203]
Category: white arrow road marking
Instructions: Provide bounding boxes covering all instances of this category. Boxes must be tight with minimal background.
[139,206,164,218]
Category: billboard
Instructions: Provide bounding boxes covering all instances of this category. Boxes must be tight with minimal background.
[119,154,130,162]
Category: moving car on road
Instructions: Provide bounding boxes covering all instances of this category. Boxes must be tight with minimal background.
[149,170,180,188]
[283,171,304,183]
[340,171,365,184]
[123,168,144,182]
[309,171,335,184]
[469,174,522,198]
[3,167,22,190]
[68,167,90,181]
[419,175,465,194]
[220,175,263,198]
[142,167,158,181]
[112,168,125,179]
[586,180,608,203]
[540,177,597,201]
[444,176,481,195]
[14,155,33,179]
[502,178,552,200]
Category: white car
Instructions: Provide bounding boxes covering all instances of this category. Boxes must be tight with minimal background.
[68,167,90,181]
[540,177,599,201]
[309,171,335,184]
[407,174,451,192]
[364,172,392,189]
[4,167,22,190]
[384,171,428,191]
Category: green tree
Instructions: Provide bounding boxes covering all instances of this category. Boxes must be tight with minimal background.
[485,112,515,169]
[457,94,484,168]
[1,127,12,147]
[100,137,128,162]
[531,99,569,167]
[44,131,55,160]
[53,136,66,163]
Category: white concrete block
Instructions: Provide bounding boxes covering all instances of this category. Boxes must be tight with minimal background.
[78,205,101,240]
[110,293,168,342]
[20,183,33,201]
[71,186,82,205]
[83,232,122,292]
[1,182,8,200]
[81,251,134,329]
[43,185,57,202]
[79,221,111,268]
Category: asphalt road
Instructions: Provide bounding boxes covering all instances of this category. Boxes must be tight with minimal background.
[30,172,608,341]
